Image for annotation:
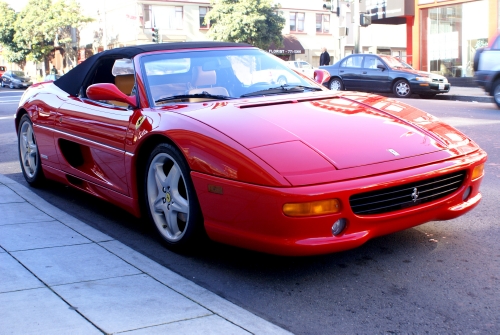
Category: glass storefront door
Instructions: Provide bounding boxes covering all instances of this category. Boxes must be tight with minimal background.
[420,0,488,77]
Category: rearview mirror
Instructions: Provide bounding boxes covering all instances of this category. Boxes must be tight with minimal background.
[86,83,137,108]
[314,69,331,84]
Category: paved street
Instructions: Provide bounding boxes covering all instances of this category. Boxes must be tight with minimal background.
[0,86,499,334]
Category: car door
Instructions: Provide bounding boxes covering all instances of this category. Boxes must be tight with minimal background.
[338,55,363,90]
[359,55,391,92]
[53,58,135,196]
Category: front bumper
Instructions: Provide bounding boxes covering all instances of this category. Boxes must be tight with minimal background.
[411,81,451,94]
[192,149,486,256]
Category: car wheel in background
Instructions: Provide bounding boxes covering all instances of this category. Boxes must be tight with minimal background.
[329,78,344,91]
[419,94,436,99]
[18,114,45,186]
[493,80,500,108]
[9,82,14,89]
[0,81,4,87]
[393,79,411,98]
[144,143,205,251]
[277,76,287,86]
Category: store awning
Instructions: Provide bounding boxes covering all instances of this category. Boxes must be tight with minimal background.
[268,35,305,55]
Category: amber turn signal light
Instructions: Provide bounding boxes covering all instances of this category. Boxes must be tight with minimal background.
[471,163,484,180]
[283,199,340,217]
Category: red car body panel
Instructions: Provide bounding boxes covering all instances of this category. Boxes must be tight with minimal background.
[15,45,486,255]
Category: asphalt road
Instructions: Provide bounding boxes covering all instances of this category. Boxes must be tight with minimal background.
[1,88,499,334]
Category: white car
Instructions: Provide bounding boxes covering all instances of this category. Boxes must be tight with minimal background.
[286,61,315,78]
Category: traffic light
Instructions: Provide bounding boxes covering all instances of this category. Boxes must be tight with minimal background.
[152,27,159,43]
[322,0,333,12]
[360,13,372,27]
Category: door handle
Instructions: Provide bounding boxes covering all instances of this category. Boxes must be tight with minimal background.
[340,70,344,73]
[362,71,367,74]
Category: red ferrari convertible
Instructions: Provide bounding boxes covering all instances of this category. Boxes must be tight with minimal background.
[16,42,486,256]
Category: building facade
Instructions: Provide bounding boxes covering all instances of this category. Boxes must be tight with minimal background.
[363,0,498,78]
[78,0,408,67]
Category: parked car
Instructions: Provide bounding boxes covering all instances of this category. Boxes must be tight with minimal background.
[0,66,7,76]
[321,54,451,99]
[474,33,500,108]
[286,60,315,78]
[1,70,33,89]
[15,42,486,256]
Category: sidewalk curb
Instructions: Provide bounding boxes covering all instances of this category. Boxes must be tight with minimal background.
[0,173,292,335]
[433,95,494,103]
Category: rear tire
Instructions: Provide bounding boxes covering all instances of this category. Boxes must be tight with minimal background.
[493,79,500,109]
[143,143,205,252]
[328,78,344,91]
[18,115,45,186]
[393,79,411,98]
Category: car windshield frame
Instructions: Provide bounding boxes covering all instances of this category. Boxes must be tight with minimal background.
[139,48,318,106]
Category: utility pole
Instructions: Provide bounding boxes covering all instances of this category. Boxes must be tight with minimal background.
[353,0,360,54]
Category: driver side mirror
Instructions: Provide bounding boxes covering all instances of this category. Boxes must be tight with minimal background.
[314,69,331,84]
[377,64,386,71]
[86,83,137,108]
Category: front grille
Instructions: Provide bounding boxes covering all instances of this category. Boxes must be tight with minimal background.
[349,171,466,215]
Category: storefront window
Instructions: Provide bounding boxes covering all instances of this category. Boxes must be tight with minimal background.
[419,0,488,77]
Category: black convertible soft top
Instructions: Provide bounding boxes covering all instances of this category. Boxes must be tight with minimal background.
[54,41,252,97]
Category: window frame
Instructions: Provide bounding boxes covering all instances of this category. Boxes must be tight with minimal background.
[316,13,330,33]
[290,12,305,32]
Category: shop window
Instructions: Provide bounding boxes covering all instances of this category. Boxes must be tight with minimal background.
[316,14,330,33]
[290,12,305,32]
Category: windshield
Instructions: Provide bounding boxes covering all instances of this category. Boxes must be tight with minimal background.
[379,55,408,69]
[12,71,26,77]
[140,48,320,105]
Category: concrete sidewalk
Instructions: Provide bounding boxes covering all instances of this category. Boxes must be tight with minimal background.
[0,174,291,335]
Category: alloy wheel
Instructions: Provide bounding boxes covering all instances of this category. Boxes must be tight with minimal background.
[19,119,39,179]
[146,152,190,243]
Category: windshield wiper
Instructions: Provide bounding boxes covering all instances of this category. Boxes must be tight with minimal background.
[240,84,322,98]
[155,92,236,104]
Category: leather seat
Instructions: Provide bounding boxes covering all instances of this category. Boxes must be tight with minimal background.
[115,74,135,95]
[188,66,229,97]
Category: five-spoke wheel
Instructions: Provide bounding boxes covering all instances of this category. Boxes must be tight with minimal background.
[393,79,411,98]
[144,143,203,250]
[329,78,344,91]
[18,115,44,185]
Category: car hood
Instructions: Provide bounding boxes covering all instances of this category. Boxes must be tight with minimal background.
[181,92,475,183]
[393,68,446,80]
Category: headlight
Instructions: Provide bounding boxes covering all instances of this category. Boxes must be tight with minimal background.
[415,77,432,82]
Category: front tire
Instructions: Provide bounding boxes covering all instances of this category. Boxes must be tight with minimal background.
[393,79,411,98]
[18,114,44,186]
[144,143,204,251]
[492,79,500,109]
[329,77,344,91]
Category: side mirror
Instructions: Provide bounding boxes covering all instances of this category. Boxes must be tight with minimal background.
[314,69,331,84]
[377,64,386,71]
[86,83,137,108]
